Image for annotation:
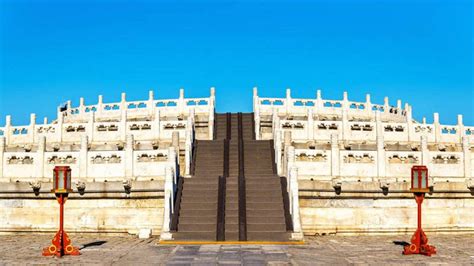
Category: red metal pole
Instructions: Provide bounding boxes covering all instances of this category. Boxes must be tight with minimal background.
[59,194,64,257]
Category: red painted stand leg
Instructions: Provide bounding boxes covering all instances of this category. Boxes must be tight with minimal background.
[42,194,80,257]
[403,193,436,256]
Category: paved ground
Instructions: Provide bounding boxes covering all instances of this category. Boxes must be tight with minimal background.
[0,234,473,265]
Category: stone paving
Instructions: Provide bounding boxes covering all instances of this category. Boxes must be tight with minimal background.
[0,234,473,265]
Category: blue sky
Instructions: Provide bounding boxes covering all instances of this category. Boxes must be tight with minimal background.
[0,0,472,126]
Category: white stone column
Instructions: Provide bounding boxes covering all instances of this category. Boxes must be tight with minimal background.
[29,113,36,143]
[148,90,155,117]
[331,133,340,178]
[168,147,177,184]
[253,87,260,140]
[35,136,46,181]
[289,166,303,240]
[433,113,440,143]
[178,88,185,116]
[457,115,464,144]
[307,109,314,140]
[383,97,389,115]
[120,108,127,142]
[160,165,174,240]
[87,111,95,143]
[4,115,11,146]
[377,134,386,179]
[406,104,414,142]
[287,145,295,180]
[0,137,5,180]
[365,94,372,117]
[125,134,134,180]
[57,112,64,143]
[462,137,471,178]
[285,88,292,116]
[342,108,349,141]
[209,87,215,140]
[375,111,383,140]
[79,135,88,180]
[97,95,104,116]
[172,132,179,154]
[283,131,292,176]
[153,109,161,140]
[275,130,283,175]
[316,90,323,113]
[79,97,85,114]
[421,135,429,166]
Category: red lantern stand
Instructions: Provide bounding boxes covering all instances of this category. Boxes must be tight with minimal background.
[403,165,436,256]
[42,166,80,257]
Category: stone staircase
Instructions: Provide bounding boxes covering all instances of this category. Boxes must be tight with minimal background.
[171,113,291,241]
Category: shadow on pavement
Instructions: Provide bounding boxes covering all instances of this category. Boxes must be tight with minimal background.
[80,241,107,250]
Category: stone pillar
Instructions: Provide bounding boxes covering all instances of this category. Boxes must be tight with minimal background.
[433,113,440,143]
[287,145,295,179]
[365,94,372,117]
[168,147,177,184]
[148,90,155,116]
[283,131,292,176]
[97,95,104,116]
[253,87,260,140]
[331,134,340,178]
[462,137,471,178]
[0,137,5,179]
[87,111,95,143]
[120,108,127,142]
[79,135,88,180]
[341,108,349,141]
[458,115,464,143]
[79,97,85,114]
[172,131,180,153]
[178,88,185,116]
[406,104,413,142]
[35,136,46,181]
[377,134,386,179]
[275,130,283,175]
[125,135,134,180]
[289,166,303,240]
[396,99,402,111]
[160,166,174,240]
[285,88,292,116]
[57,112,64,143]
[5,115,11,145]
[421,135,429,166]
[307,109,314,140]
[29,113,36,143]
[383,97,389,114]
[375,111,383,140]
[153,109,161,140]
[209,87,215,140]
[43,117,48,125]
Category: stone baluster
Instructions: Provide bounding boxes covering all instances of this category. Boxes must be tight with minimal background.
[287,145,295,181]
[316,89,323,112]
[376,133,386,180]
[125,135,134,180]
[285,88,292,116]
[79,97,85,114]
[0,137,5,180]
[79,135,88,181]
[365,94,372,117]
[283,131,292,176]
[253,87,260,140]
[29,113,36,143]
[43,117,48,125]
[433,113,440,143]
[87,111,95,143]
[97,95,104,116]
[120,107,127,142]
[397,99,402,113]
[406,104,413,142]
[458,115,464,143]
[209,87,215,140]
[160,165,174,240]
[421,135,429,166]
[148,90,155,116]
[168,147,177,185]
[178,88,185,116]
[462,137,471,179]
[275,129,282,175]
[342,108,349,142]
[4,115,11,145]
[57,112,64,143]
[307,109,314,140]
[330,133,340,178]
[153,109,161,140]
[172,131,180,156]
[289,166,303,240]
[35,136,46,181]
[383,96,389,115]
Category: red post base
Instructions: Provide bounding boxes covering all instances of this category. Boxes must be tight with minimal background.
[42,194,80,257]
[403,228,437,256]
[403,193,436,257]
[42,230,81,257]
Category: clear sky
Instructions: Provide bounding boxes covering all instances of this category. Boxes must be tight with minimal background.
[0,0,472,126]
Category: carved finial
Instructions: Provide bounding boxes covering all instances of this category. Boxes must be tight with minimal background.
[79,97,85,106]
[121,92,126,102]
[366,94,371,103]
[457,114,463,126]
[210,87,216,97]
[343,91,348,101]
[98,95,103,104]
[286,88,291,99]
[148,90,154,101]
[179,88,184,99]
[433,113,439,124]
[253,87,258,97]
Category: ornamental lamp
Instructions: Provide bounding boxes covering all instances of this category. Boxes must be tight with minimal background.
[52,166,73,194]
[410,165,429,193]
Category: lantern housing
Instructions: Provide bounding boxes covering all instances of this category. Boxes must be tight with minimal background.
[52,166,73,194]
[410,165,429,193]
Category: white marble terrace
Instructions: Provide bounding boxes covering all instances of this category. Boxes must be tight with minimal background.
[0,88,216,183]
